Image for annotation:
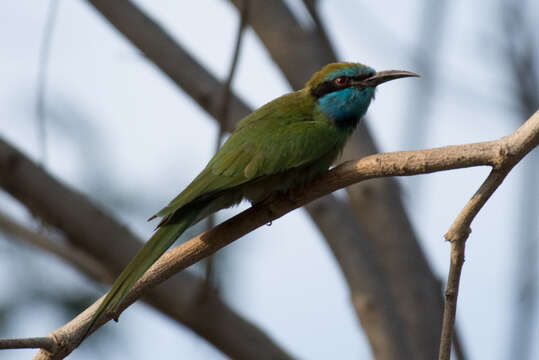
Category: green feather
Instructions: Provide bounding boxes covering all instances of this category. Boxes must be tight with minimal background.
[85,89,352,338]
[154,89,347,220]
[84,209,199,337]
[83,62,417,340]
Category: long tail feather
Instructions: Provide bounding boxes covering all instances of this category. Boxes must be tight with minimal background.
[82,210,198,340]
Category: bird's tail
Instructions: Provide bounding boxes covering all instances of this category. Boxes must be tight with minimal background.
[82,209,198,340]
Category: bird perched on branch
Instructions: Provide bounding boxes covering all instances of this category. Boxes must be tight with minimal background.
[84,62,418,337]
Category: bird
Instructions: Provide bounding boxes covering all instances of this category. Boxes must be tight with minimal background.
[84,62,418,338]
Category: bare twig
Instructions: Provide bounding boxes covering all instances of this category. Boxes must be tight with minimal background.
[40,111,538,357]
[438,170,507,360]
[0,210,112,283]
[438,111,539,360]
[0,337,56,352]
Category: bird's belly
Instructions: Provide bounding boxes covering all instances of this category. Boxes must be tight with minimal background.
[242,148,340,204]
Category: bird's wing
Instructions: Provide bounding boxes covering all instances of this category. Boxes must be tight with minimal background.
[152,91,342,219]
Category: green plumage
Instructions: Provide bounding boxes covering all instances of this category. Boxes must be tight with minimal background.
[84,62,418,339]
[154,89,347,221]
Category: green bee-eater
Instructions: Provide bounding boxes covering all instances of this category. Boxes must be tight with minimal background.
[85,62,418,337]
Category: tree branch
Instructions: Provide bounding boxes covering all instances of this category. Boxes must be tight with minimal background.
[438,111,538,359]
[45,111,539,357]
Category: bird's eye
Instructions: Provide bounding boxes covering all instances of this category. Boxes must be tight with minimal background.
[334,76,347,86]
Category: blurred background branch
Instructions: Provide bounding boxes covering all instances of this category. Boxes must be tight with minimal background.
[0,0,537,359]
[35,0,59,165]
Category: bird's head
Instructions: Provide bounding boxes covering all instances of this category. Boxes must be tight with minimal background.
[307,62,418,128]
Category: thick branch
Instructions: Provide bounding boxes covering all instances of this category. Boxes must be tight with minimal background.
[52,111,539,351]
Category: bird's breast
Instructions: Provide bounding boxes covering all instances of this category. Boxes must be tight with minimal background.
[241,146,341,204]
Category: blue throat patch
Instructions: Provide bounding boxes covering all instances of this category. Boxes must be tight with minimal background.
[317,87,375,128]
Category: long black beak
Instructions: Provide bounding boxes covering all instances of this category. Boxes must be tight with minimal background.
[354,70,419,87]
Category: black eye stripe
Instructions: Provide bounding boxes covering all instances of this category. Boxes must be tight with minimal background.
[311,81,339,98]
[310,73,374,99]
